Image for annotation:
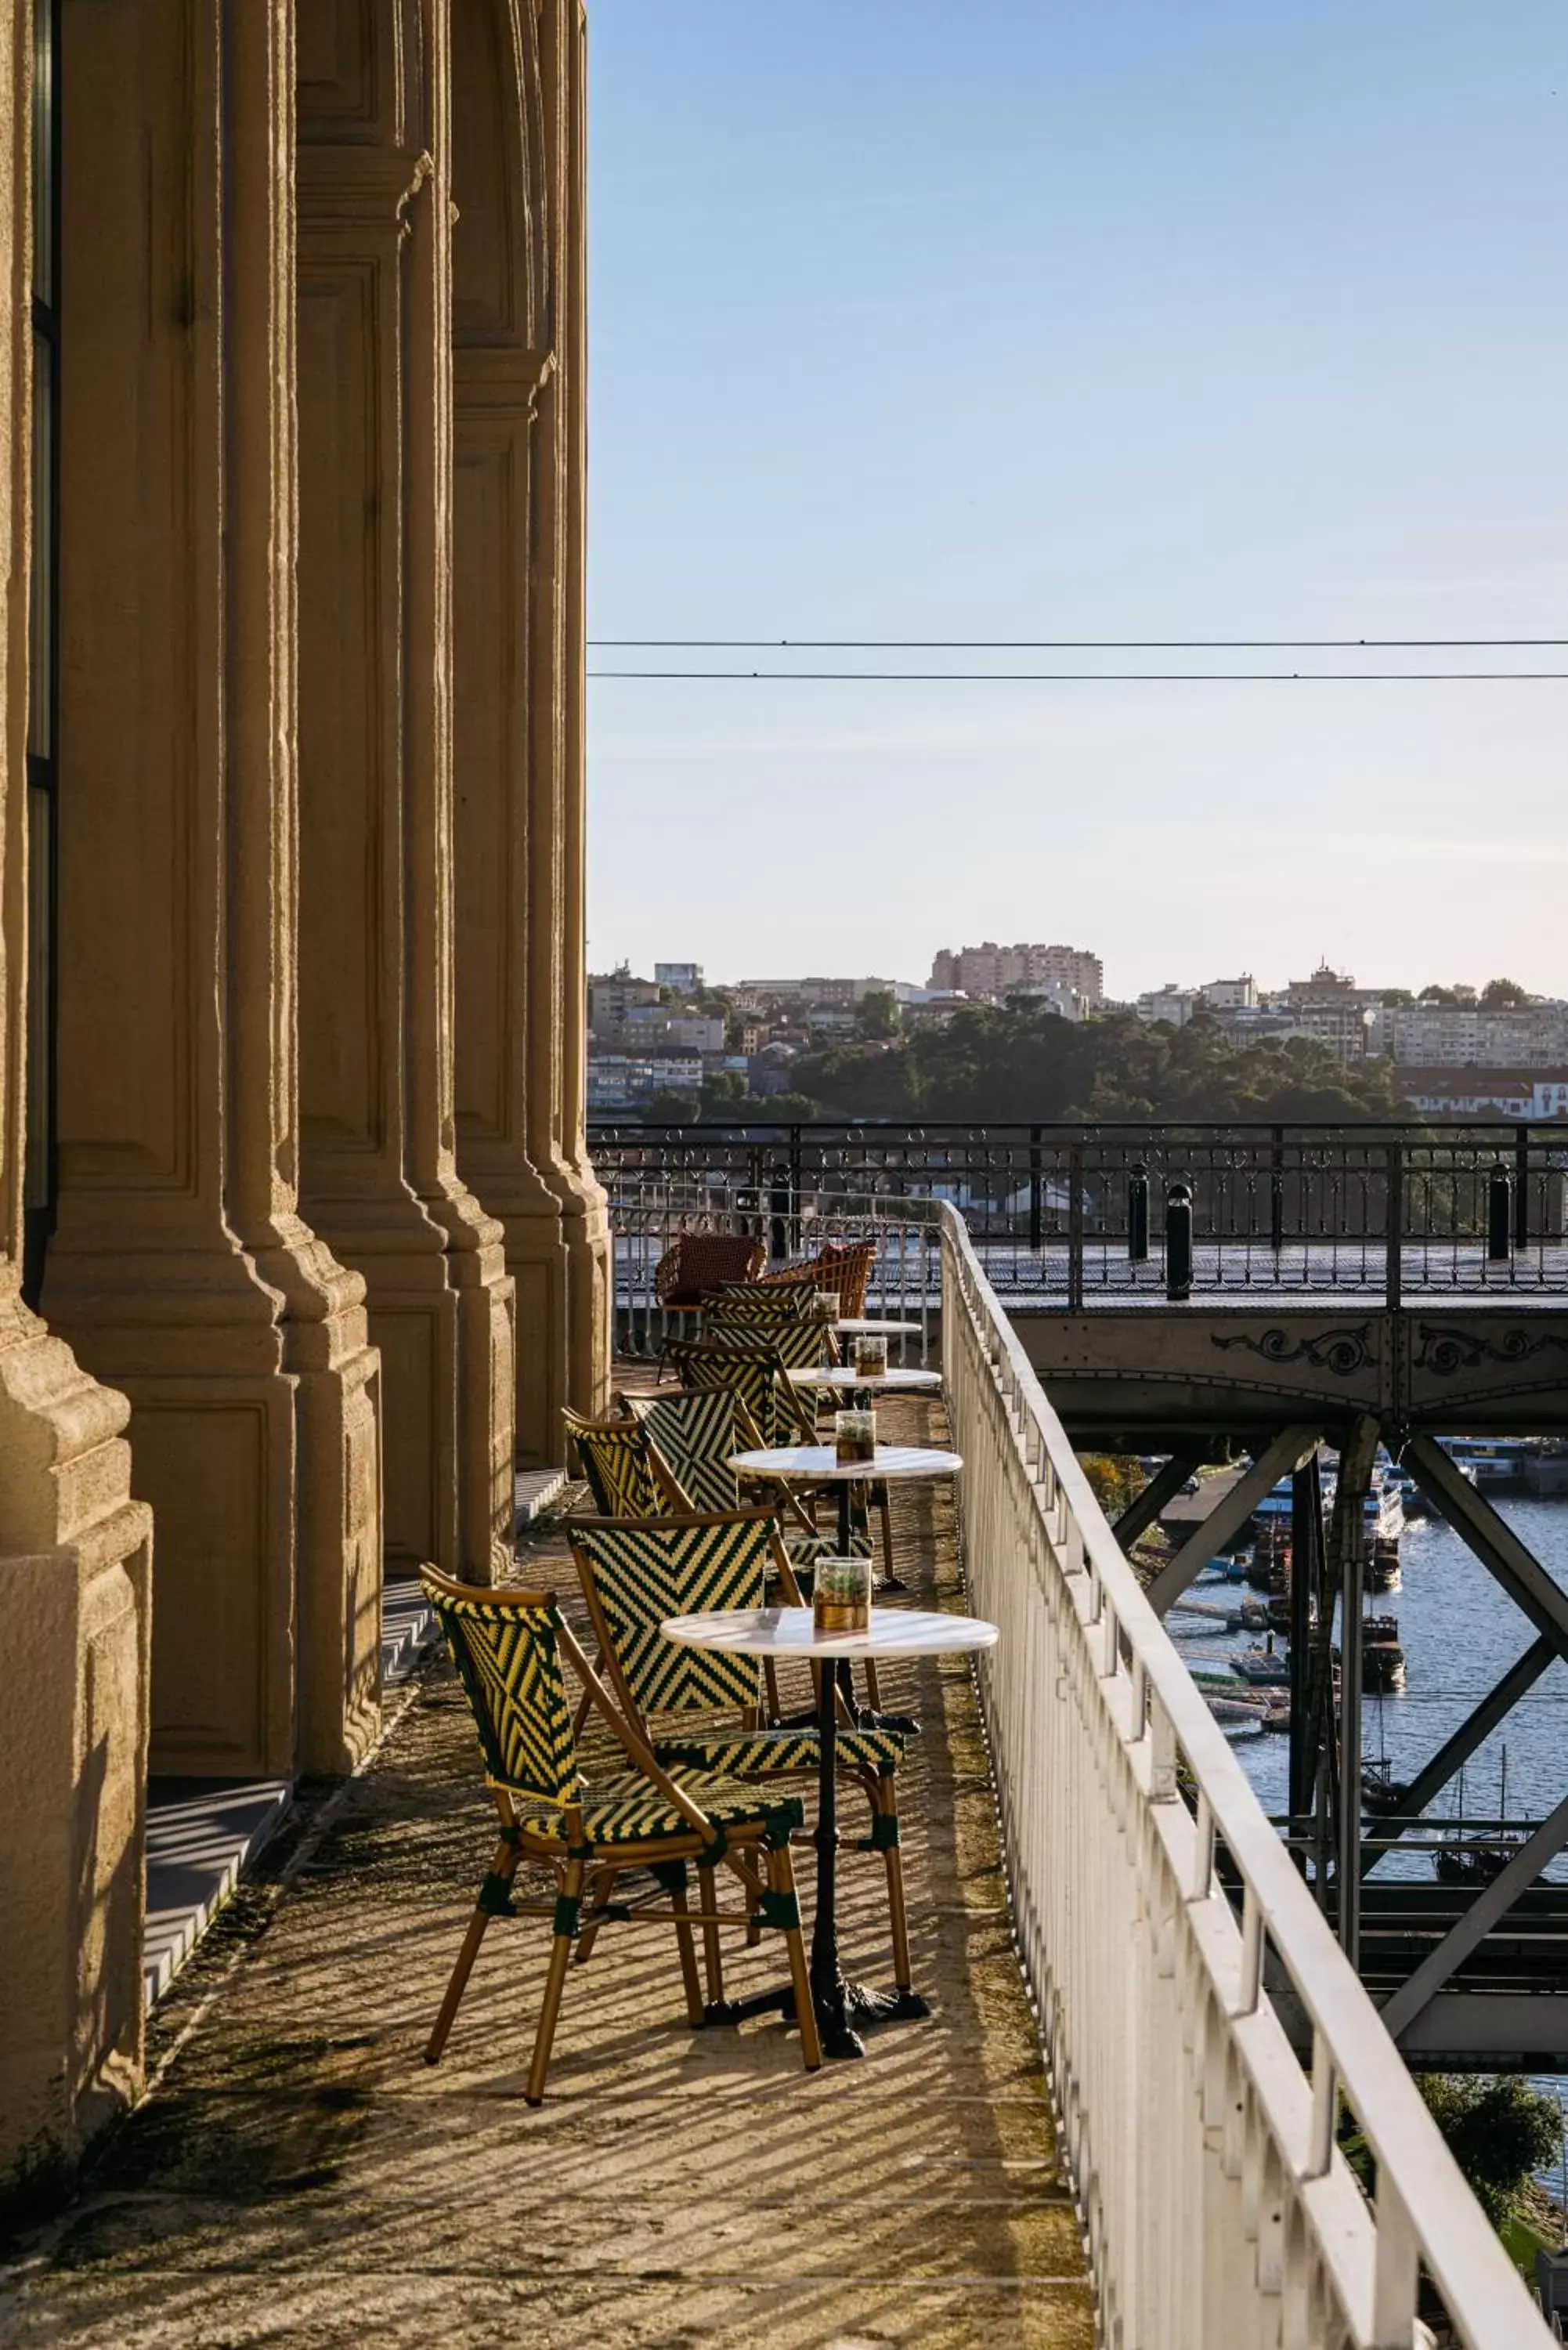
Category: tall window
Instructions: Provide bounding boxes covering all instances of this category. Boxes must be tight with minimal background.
[23,0,58,1306]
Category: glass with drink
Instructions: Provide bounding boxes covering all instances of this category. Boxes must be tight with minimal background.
[813,1555,873,1636]
[834,1407,876,1466]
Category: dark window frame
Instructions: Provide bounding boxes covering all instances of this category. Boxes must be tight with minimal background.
[23,0,60,1308]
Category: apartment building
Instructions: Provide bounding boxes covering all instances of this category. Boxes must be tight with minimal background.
[1367,1003,1568,1067]
[929,941,1105,1004]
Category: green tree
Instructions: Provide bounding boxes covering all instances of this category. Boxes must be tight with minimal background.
[1078,1454,1144,1519]
[792,1004,1411,1125]
[698,1070,746,1115]
[1416,2075,1563,2229]
[855,988,900,1041]
[642,1089,697,1125]
[1480,977,1530,1010]
[1380,988,1414,1007]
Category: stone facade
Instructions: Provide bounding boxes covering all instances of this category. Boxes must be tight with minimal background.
[0,0,607,2187]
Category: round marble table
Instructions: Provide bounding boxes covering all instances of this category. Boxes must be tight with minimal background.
[786,1365,941,1394]
[663,1603,999,2061]
[728,1442,961,1593]
[835,1316,924,1362]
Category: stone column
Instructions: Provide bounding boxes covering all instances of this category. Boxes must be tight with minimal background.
[46,0,383,1778]
[0,3,154,2177]
[298,0,516,1574]
[451,0,607,1466]
[555,0,612,1419]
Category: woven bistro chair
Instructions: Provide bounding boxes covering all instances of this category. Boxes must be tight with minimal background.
[562,1406,663,1519]
[703,1297,839,1375]
[652,1231,766,1376]
[664,1335,819,1448]
[654,1230,765,1309]
[622,1383,871,1567]
[621,1384,883,1717]
[759,1238,878,1318]
[421,1564,821,2097]
[663,1336,898,1592]
[567,1509,915,2012]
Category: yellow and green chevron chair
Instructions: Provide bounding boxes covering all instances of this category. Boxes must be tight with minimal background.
[568,1509,916,2008]
[421,1563,821,2096]
[703,1297,839,1373]
[707,1280,815,1318]
[562,1406,663,1519]
[620,1386,884,1717]
[663,1335,819,1447]
[623,1383,873,1566]
[661,1338,900,1590]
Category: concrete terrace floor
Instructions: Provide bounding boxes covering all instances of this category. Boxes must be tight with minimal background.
[0,1391,1093,2350]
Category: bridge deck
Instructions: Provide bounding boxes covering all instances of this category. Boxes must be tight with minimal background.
[3,1397,1094,2350]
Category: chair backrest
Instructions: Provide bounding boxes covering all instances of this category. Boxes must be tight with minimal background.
[664,1339,814,1447]
[420,1567,580,1800]
[700,1304,833,1372]
[760,1238,877,1318]
[562,1406,662,1519]
[623,1386,745,1514]
[653,1230,765,1307]
[569,1512,775,1719]
[707,1282,814,1322]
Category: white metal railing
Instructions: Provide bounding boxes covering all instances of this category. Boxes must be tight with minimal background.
[940,1202,1548,2348]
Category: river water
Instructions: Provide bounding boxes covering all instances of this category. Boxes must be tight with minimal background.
[1179,1494,1568,1867]
[1173,1495,1568,2167]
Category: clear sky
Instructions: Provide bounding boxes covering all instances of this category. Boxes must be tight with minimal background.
[585,3,1568,1000]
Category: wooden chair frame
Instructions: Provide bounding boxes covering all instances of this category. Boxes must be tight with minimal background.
[565,1509,913,2005]
[422,1564,822,2099]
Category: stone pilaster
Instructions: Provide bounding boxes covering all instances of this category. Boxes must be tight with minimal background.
[0,2,154,2178]
[46,0,383,1777]
[298,0,516,1573]
[451,0,606,1467]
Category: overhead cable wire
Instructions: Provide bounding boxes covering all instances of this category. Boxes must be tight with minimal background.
[588,634,1568,650]
[589,667,1568,683]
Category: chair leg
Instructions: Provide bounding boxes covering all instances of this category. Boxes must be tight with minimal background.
[574,1867,618,1967]
[525,1854,585,2106]
[668,1867,706,2027]
[696,1863,725,2008]
[425,1841,516,2065]
[862,1659,883,1712]
[877,1491,903,1591]
[876,1787,914,1994]
[771,1845,822,2072]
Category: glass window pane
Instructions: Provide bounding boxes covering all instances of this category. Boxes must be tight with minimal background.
[28,327,51,761]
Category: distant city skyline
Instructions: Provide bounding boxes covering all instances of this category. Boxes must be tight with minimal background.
[586,4,1567,992]
[589,944,1566,1004]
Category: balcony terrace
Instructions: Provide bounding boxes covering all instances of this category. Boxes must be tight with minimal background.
[1,1385,1094,2350]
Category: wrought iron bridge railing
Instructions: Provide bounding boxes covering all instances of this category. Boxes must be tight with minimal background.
[591,1119,1568,1310]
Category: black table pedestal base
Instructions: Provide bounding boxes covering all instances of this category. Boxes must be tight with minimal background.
[703,1978,927,2057]
[699,1660,930,2063]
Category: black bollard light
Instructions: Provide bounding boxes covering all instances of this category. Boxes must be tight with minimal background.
[1127,1162,1150,1262]
[1165,1180,1194,1301]
[768,1162,792,1262]
[1487,1162,1512,1262]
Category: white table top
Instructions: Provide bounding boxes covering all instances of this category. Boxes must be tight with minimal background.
[787,1365,942,1391]
[661,1603,999,1661]
[728,1444,962,1484]
[836,1318,923,1336]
